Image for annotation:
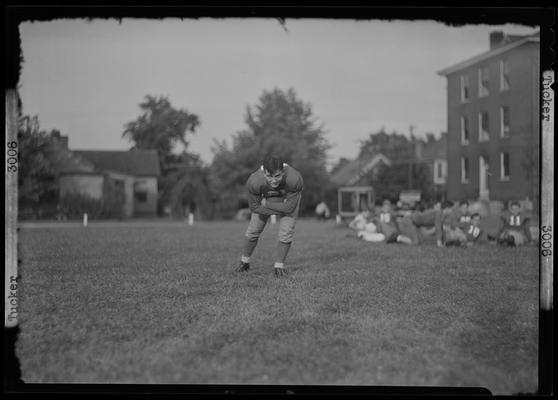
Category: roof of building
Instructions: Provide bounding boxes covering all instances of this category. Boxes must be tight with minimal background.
[46,142,97,175]
[437,31,540,76]
[330,154,391,186]
[72,150,161,177]
[418,134,447,163]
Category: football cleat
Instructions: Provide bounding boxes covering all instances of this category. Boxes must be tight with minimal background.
[385,233,398,244]
[274,267,288,277]
[236,261,250,272]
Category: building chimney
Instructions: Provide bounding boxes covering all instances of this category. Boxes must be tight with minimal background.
[51,130,68,148]
[490,31,505,49]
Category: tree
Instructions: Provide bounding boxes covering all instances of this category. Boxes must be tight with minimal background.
[17,115,59,218]
[210,88,332,217]
[357,129,434,203]
[358,129,414,162]
[123,95,206,217]
[123,95,200,161]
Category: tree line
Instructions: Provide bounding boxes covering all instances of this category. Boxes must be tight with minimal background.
[18,88,446,220]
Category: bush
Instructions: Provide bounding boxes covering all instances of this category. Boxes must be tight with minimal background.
[57,191,124,220]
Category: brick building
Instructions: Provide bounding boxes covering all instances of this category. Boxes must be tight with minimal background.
[437,31,540,209]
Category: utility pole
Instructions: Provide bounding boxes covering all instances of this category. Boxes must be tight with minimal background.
[408,125,414,190]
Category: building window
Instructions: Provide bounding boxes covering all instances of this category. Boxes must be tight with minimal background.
[478,67,489,97]
[433,159,447,185]
[460,75,470,102]
[460,116,469,145]
[134,191,147,202]
[500,106,510,137]
[500,152,510,181]
[500,60,510,91]
[461,157,469,183]
[478,111,490,142]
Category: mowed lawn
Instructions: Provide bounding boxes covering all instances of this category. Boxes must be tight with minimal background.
[16,220,538,394]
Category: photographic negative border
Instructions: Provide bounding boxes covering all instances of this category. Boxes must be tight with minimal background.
[4,4,554,396]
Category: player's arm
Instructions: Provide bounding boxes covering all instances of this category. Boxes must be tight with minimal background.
[349,215,361,230]
[247,189,276,216]
[261,175,303,215]
[522,215,532,242]
[263,190,302,215]
[496,214,506,237]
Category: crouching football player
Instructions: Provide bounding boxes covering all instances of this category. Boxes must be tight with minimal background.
[236,155,303,277]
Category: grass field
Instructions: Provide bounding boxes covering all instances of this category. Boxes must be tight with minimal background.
[16,219,539,394]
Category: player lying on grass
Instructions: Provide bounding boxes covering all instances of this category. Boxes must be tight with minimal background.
[444,213,487,247]
[396,200,455,246]
[347,208,385,242]
[496,201,533,247]
[236,155,304,277]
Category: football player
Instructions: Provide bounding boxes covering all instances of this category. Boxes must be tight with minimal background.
[496,201,532,247]
[445,213,486,247]
[236,155,304,277]
[374,199,413,245]
[456,200,472,226]
[397,200,454,246]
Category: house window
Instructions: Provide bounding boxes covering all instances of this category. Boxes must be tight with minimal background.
[134,191,147,202]
[478,67,489,97]
[500,60,510,91]
[461,157,469,183]
[460,75,470,102]
[134,180,148,203]
[460,116,469,145]
[478,111,490,142]
[500,152,510,181]
[500,106,510,137]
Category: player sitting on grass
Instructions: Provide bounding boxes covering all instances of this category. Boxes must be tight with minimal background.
[455,200,472,225]
[236,155,304,277]
[397,200,454,246]
[373,199,413,245]
[496,201,533,247]
[445,213,486,247]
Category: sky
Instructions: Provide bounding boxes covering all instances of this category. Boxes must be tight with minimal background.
[18,18,538,168]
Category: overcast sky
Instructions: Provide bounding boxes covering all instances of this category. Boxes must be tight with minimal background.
[18,18,538,168]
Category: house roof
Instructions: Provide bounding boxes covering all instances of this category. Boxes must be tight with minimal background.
[46,142,97,175]
[437,32,539,76]
[72,150,161,177]
[419,135,447,163]
[330,154,391,186]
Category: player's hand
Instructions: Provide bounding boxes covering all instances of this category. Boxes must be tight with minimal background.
[274,267,288,277]
[261,198,267,207]
[437,239,444,247]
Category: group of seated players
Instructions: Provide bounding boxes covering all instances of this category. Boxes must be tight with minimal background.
[347,199,534,247]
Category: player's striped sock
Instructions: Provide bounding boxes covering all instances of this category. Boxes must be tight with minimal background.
[274,262,285,269]
[241,256,250,263]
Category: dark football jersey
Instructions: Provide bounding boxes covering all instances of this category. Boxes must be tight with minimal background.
[246,165,303,216]
[464,223,483,242]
